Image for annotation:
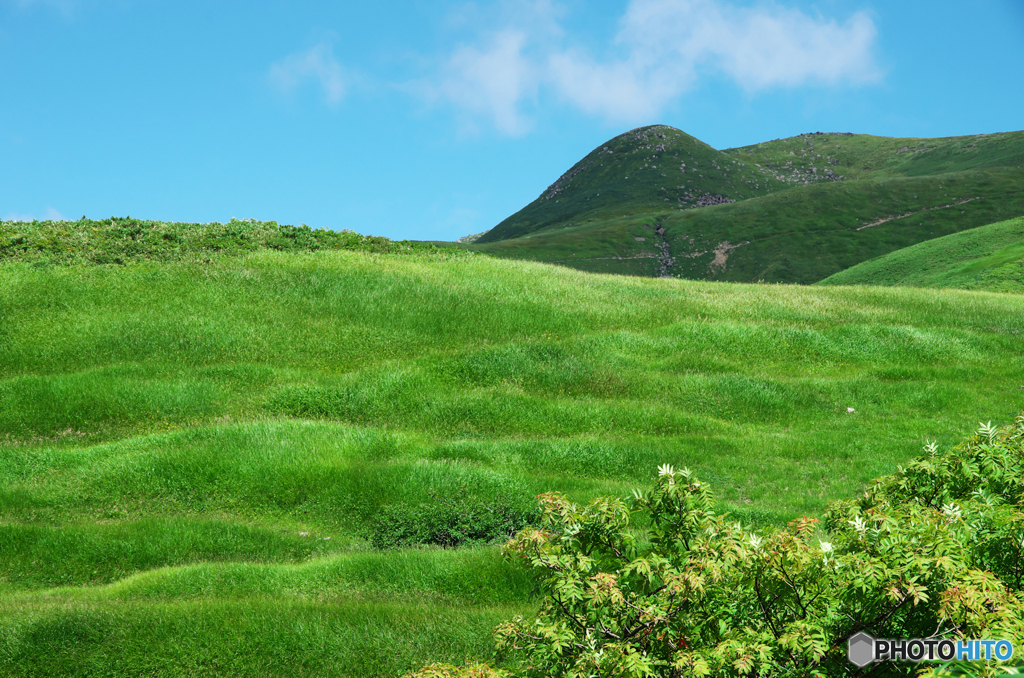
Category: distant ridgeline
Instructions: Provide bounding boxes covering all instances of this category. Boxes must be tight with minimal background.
[468,125,1024,285]
[0,217,459,265]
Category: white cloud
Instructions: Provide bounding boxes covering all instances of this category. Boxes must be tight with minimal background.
[615,0,880,90]
[433,29,538,136]
[3,206,66,222]
[268,41,346,105]
[547,49,687,123]
[427,0,881,130]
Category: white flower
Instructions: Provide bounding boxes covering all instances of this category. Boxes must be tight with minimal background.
[819,541,834,553]
[977,421,997,442]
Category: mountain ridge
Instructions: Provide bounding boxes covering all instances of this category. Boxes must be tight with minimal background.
[469,125,1024,284]
[478,125,792,244]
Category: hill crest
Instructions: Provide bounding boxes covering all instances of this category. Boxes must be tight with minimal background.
[478,125,790,244]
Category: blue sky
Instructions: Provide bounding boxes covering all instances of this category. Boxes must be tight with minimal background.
[2,0,1022,240]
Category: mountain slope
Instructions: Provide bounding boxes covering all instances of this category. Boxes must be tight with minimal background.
[725,129,1024,181]
[818,216,1024,291]
[470,127,1024,284]
[478,125,791,244]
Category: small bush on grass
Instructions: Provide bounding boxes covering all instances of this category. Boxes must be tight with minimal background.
[371,493,540,550]
[406,414,1024,677]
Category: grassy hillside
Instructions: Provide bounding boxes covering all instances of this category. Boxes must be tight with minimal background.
[469,127,1024,284]
[478,125,789,244]
[724,128,1024,182]
[2,248,1024,675]
[819,216,1024,291]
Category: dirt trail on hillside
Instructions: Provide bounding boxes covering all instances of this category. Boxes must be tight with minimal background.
[856,197,984,231]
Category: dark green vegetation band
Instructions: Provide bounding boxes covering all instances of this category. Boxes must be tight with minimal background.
[0,217,470,266]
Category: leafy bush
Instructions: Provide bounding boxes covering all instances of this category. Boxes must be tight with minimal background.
[828,419,1024,593]
[0,217,470,265]
[406,415,1024,677]
[407,663,509,678]
[372,493,540,550]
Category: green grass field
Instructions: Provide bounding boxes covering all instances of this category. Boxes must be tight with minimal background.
[819,216,1024,291]
[2,246,1024,676]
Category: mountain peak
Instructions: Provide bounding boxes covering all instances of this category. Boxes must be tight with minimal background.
[478,126,785,243]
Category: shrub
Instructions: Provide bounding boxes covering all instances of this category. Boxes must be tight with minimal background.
[405,663,508,678]
[827,418,1024,594]
[0,217,471,265]
[406,415,1024,677]
[371,493,540,550]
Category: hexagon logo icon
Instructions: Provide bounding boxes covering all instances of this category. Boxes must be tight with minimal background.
[848,632,876,667]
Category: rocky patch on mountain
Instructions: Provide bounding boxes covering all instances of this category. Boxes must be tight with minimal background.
[708,240,749,273]
[652,223,674,277]
[545,163,590,200]
[694,193,736,207]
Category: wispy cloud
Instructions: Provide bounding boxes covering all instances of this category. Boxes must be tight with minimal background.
[2,0,80,18]
[425,0,881,131]
[3,206,66,222]
[619,0,879,89]
[414,0,566,136]
[268,41,346,105]
[431,29,538,136]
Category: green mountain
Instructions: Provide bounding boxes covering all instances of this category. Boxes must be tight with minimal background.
[819,216,1024,292]
[478,125,791,244]
[2,244,1024,675]
[469,126,1024,284]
